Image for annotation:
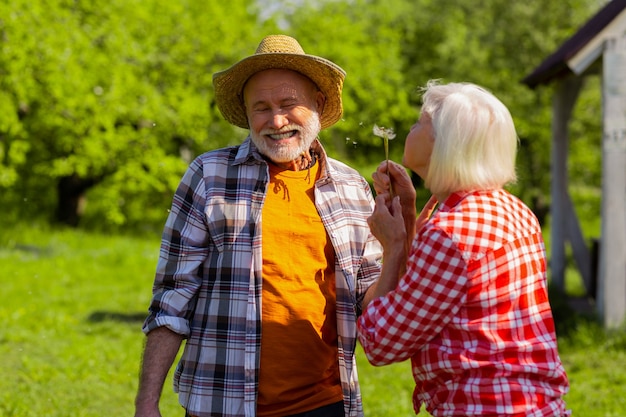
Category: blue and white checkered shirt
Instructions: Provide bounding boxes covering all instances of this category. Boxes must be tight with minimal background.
[143,137,382,417]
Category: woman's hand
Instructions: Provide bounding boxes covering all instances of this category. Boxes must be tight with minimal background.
[372,161,418,248]
[364,196,408,301]
[368,195,406,250]
[372,161,416,207]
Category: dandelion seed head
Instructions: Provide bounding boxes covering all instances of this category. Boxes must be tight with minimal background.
[373,124,396,140]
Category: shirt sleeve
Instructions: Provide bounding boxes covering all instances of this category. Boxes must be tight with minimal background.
[357,224,468,365]
[354,177,384,317]
[354,230,384,317]
[142,159,208,337]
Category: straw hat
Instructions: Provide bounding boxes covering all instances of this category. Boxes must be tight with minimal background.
[212,34,346,130]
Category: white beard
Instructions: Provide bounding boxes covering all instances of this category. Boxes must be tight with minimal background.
[250,112,321,163]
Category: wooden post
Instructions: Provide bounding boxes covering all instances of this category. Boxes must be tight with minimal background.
[565,192,592,292]
[550,77,583,293]
[598,34,626,328]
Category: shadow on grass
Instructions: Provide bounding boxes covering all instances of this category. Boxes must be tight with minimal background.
[88,311,148,323]
[2,243,54,257]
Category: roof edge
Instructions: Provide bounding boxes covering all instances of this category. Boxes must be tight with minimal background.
[522,0,626,88]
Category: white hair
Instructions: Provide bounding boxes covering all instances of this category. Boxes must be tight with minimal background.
[420,80,518,194]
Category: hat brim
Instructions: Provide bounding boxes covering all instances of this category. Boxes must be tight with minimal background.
[213,53,346,130]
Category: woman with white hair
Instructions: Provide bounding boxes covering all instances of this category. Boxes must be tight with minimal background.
[358,81,571,417]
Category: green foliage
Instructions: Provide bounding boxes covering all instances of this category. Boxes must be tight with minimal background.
[284,0,602,228]
[0,0,263,229]
[0,0,604,232]
[0,222,625,416]
[286,0,417,165]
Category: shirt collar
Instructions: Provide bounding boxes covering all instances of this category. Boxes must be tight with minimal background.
[234,136,333,182]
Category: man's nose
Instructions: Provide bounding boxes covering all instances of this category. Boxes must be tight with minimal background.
[270,110,289,128]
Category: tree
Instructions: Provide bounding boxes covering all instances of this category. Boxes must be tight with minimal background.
[0,0,262,229]
[278,0,602,220]
[1,0,604,231]
[286,0,418,165]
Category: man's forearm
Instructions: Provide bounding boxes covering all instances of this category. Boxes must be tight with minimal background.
[135,326,184,414]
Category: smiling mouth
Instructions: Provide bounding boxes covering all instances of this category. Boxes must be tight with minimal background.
[267,130,298,141]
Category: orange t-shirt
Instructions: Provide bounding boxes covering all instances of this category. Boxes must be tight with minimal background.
[257,162,343,416]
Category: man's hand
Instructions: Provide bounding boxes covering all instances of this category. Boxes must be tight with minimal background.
[134,402,162,417]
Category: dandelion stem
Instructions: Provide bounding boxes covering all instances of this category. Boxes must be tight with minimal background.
[373,124,396,198]
[384,136,394,198]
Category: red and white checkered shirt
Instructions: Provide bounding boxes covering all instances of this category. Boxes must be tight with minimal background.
[358,189,570,417]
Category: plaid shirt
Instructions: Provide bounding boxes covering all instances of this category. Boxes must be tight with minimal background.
[143,137,382,417]
[358,190,570,417]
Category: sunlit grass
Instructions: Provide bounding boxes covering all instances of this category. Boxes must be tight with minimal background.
[0,222,624,416]
[0,224,181,417]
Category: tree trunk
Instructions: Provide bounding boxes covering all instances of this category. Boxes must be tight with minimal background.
[55,174,98,227]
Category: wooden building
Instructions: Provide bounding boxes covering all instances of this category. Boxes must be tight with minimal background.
[522,0,626,328]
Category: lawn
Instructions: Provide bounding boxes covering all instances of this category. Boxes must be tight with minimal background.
[0,222,624,416]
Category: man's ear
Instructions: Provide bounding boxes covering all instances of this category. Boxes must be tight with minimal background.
[316,91,326,115]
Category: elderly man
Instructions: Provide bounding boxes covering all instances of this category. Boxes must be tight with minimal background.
[134,35,382,417]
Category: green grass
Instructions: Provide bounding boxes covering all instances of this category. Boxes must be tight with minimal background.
[0,223,174,416]
[0,222,624,416]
